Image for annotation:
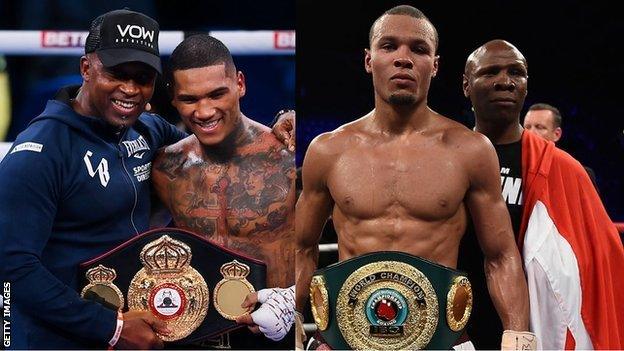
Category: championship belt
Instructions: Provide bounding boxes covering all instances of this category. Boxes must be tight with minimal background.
[309,251,472,350]
[79,228,266,344]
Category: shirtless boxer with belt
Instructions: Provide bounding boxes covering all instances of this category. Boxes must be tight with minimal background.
[151,34,295,349]
[295,6,535,350]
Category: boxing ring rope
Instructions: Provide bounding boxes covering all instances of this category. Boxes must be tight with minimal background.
[303,323,318,333]
[318,243,338,252]
[0,29,294,157]
[0,30,295,56]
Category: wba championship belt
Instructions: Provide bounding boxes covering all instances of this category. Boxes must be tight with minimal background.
[309,251,472,350]
[79,228,266,344]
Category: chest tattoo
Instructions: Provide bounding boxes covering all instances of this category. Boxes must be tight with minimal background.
[163,145,294,239]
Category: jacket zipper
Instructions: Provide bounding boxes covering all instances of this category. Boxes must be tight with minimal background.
[118,134,139,235]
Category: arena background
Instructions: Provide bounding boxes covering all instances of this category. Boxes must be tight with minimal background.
[0,0,295,146]
[296,0,624,222]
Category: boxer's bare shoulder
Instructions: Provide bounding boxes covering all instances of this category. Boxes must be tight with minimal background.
[152,134,199,182]
[424,111,498,172]
[436,116,499,179]
[303,114,374,178]
[427,111,481,144]
[309,124,364,153]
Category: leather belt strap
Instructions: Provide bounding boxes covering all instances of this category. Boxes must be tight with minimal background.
[79,228,267,344]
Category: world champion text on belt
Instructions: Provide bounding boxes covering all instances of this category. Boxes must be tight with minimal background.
[347,271,429,305]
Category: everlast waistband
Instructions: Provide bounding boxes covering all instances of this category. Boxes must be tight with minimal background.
[79,228,267,344]
[309,251,472,350]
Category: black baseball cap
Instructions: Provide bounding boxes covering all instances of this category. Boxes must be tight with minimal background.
[85,9,161,74]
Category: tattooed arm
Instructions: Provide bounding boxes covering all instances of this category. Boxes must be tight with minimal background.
[151,143,187,222]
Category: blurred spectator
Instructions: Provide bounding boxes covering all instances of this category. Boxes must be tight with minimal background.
[523,103,599,193]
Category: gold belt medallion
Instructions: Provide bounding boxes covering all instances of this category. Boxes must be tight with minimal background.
[336,261,438,350]
[446,276,473,332]
[127,235,209,341]
[81,265,124,311]
[310,275,330,331]
[213,260,255,320]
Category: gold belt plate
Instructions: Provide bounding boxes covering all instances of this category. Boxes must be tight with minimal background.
[213,260,256,320]
[127,235,209,341]
[336,261,438,350]
[81,264,124,311]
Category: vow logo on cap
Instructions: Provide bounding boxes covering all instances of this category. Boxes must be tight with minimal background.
[116,24,154,42]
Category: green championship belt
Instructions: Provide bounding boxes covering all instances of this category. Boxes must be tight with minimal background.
[309,251,472,350]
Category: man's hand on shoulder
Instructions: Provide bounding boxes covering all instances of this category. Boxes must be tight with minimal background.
[272,110,295,152]
[235,286,295,341]
[115,310,171,349]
